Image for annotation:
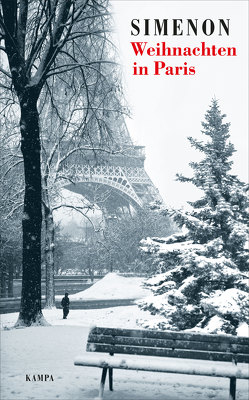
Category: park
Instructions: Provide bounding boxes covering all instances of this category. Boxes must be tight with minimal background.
[0,1,248,400]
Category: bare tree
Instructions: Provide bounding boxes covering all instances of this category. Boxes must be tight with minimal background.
[0,108,23,297]
[0,0,120,325]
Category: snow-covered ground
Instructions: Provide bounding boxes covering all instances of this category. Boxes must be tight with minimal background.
[0,305,161,331]
[1,275,248,400]
[68,273,150,300]
[1,307,248,400]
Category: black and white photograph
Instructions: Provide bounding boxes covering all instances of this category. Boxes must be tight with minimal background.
[0,1,248,399]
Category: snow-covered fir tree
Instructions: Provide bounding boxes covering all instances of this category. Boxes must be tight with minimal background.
[139,99,249,335]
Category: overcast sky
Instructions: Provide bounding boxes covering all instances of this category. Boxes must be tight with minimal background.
[112,0,248,207]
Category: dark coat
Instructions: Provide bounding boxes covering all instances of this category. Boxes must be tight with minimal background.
[61,296,70,309]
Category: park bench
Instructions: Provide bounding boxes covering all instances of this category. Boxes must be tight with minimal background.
[74,326,249,400]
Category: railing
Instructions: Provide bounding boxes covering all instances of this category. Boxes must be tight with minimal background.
[60,145,146,168]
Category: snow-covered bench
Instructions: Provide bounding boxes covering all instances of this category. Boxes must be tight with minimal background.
[74,326,249,400]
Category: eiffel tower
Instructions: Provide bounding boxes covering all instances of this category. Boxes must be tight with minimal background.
[59,121,162,217]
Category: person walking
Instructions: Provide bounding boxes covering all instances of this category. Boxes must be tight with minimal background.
[61,292,70,319]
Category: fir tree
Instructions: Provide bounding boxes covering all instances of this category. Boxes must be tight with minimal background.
[139,100,249,335]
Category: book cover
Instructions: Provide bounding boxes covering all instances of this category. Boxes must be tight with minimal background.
[0,1,248,400]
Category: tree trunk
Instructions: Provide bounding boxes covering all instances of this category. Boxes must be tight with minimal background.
[110,258,113,273]
[0,271,7,298]
[17,94,44,326]
[87,256,94,282]
[44,202,56,308]
[8,263,14,297]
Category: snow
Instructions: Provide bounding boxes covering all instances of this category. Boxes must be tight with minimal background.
[139,234,249,333]
[196,315,249,337]
[69,273,150,300]
[201,288,249,317]
[141,238,203,255]
[74,353,249,379]
[1,308,249,400]
[237,322,249,337]
[1,306,158,331]
[199,315,235,335]
[1,275,248,400]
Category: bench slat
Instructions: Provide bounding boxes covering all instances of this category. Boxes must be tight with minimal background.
[90,327,249,346]
[74,353,249,379]
[88,333,249,354]
[86,342,249,363]
[77,326,249,400]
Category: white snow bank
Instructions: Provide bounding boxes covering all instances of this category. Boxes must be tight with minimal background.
[237,322,249,337]
[70,273,150,300]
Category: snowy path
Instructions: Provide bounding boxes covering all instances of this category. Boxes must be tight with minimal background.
[1,307,248,400]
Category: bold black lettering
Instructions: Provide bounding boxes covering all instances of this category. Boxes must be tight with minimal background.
[131,19,140,36]
[203,19,215,36]
[144,19,150,35]
[154,19,168,35]
[173,19,183,35]
[187,19,198,35]
[219,19,230,35]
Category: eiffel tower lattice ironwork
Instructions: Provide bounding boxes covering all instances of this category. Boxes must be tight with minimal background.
[59,128,162,216]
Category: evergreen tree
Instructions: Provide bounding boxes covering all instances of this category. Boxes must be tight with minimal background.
[139,100,249,334]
